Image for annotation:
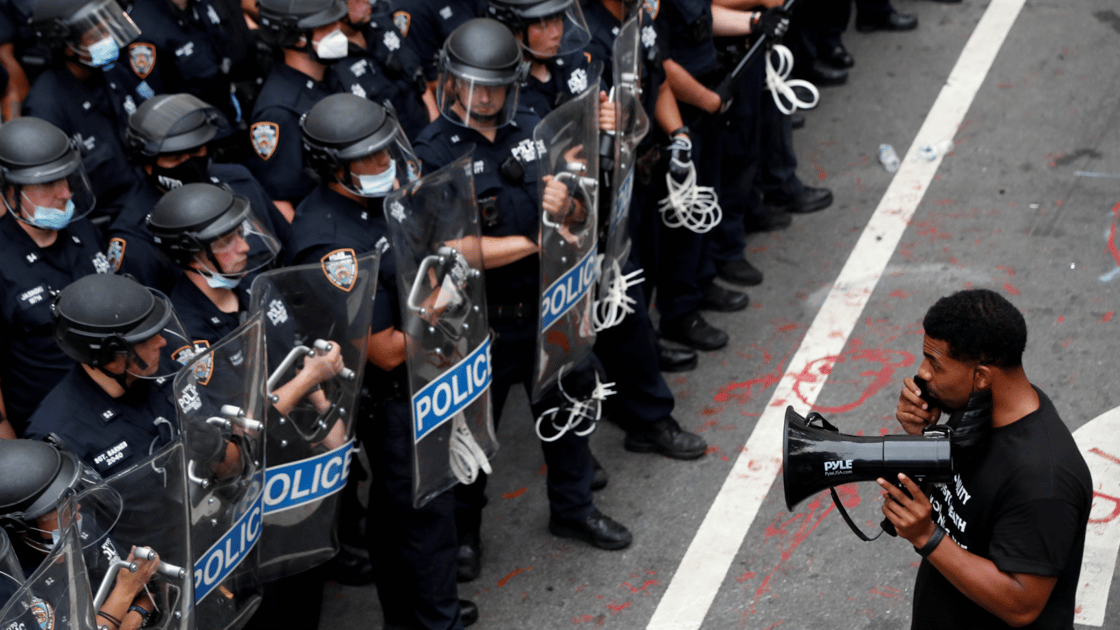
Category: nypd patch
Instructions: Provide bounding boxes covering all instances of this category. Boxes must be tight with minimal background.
[30,596,54,630]
[322,248,358,292]
[107,237,127,272]
[129,42,156,79]
[172,340,213,386]
[251,122,280,160]
[393,11,411,37]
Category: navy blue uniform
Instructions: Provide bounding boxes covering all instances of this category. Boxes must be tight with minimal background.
[22,63,157,220]
[248,65,333,204]
[415,111,597,526]
[287,185,463,630]
[518,51,599,120]
[24,367,177,476]
[0,215,109,433]
[327,52,427,145]
[128,0,254,125]
[106,163,293,293]
[393,0,484,81]
[346,14,430,139]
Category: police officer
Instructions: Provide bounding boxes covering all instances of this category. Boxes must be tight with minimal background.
[392,0,485,82]
[22,274,184,477]
[287,93,477,629]
[22,0,164,222]
[336,0,431,139]
[415,17,632,582]
[249,0,349,216]
[127,0,259,138]
[107,93,293,293]
[0,117,109,435]
[489,0,706,461]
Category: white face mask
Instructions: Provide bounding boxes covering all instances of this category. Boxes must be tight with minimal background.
[356,159,396,197]
[314,29,349,60]
[85,36,120,67]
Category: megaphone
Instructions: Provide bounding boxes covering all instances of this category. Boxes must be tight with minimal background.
[782,406,955,538]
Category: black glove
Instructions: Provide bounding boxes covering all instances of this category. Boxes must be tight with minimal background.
[755,8,790,40]
[667,135,692,180]
[714,76,735,114]
[186,419,231,464]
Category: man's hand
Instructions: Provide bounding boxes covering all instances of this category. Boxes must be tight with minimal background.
[302,341,344,386]
[878,473,937,548]
[896,376,941,435]
[542,175,573,219]
[754,8,790,39]
[117,547,160,598]
[598,90,616,133]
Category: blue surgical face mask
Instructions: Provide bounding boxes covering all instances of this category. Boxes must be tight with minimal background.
[85,36,120,67]
[47,513,83,549]
[356,159,396,197]
[203,272,241,290]
[27,198,76,230]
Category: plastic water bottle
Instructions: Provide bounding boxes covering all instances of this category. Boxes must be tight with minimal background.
[878,144,900,173]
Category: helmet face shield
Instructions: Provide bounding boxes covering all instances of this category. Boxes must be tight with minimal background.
[338,128,422,198]
[202,213,282,279]
[66,0,141,67]
[8,164,96,231]
[437,72,523,130]
[519,3,590,59]
[122,294,193,381]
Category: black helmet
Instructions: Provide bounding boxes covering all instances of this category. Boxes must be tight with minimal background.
[148,182,281,281]
[256,0,347,48]
[31,0,141,65]
[126,94,226,159]
[0,117,96,229]
[486,0,590,58]
[301,93,420,197]
[437,18,528,129]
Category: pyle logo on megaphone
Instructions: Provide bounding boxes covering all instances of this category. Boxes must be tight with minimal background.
[824,459,853,476]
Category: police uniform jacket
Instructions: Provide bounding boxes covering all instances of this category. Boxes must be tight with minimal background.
[0,214,109,431]
[247,64,332,203]
[662,0,718,80]
[352,13,430,139]
[23,366,177,476]
[22,63,157,218]
[518,50,600,119]
[128,0,251,124]
[413,110,545,311]
[392,0,485,81]
[169,277,251,344]
[582,0,667,124]
[327,50,427,144]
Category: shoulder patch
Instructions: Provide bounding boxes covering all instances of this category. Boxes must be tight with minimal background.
[107,237,126,272]
[30,596,54,630]
[322,248,358,292]
[172,340,213,386]
[393,11,411,37]
[129,42,156,79]
[251,122,280,161]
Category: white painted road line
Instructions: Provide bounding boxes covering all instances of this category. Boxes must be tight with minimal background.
[1072,406,1120,627]
[645,1,1030,628]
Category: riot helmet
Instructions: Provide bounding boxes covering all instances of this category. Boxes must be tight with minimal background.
[487,0,591,59]
[52,274,191,380]
[31,0,141,67]
[0,439,121,553]
[256,0,350,61]
[301,93,420,197]
[0,117,96,231]
[436,18,528,130]
[148,182,281,287]
[126,93,227,191]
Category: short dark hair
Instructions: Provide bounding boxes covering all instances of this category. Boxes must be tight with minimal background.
[922,288,1027,369]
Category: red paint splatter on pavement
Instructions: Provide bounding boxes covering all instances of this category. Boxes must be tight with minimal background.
[1003,282,1021,296]
[701,406,721,416]
[571,614,601,625]
[761,622,785,630]
[870,586,902,599]
[889,290,910,298]
[502,487,528,499]
[735,571,757,582]
[996,265,1015,276]
[606,602,631,613]
[498,567,532,587]
[621,580,659,593]
[1102,311,1115,324]
[1107,201,1120,270]
[705,445,721,455]
[1058,316,1064,323]
[793,341,915,414]
[539,464,548,475]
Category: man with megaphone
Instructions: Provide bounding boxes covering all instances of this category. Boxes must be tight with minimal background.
[876,289,1091,629]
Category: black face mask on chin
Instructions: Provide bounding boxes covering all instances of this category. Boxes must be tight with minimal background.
[149,155,211,192]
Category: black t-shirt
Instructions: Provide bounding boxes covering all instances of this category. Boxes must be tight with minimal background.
[912,387,1092,629]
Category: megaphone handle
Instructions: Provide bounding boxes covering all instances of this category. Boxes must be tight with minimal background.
[828,487,887,542]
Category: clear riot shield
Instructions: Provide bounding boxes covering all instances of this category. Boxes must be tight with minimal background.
[594,12,650,330]
[175,315,267,630]
[384,154,497,509]
[247,253,378,581]
[532,65,603,402]
[101,444,194,630]
[0,529,23,612]
[0,495,98,630]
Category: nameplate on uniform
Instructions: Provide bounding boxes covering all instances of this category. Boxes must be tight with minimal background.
[412,337,492,442]
[193,490,264,603]
[540,246,598,330]
[92,440,131,473]
[263,440,355,515]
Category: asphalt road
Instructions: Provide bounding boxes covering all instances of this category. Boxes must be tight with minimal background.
[322,0,1120,628]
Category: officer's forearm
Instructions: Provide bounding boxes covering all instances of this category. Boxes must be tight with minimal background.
[0,44,29,121]
[479,235,537,269]
[367,327,406,371]
[663,59,720,114]
[654,81,685,137]
[711,5,756,37]
[270,370,321,417]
